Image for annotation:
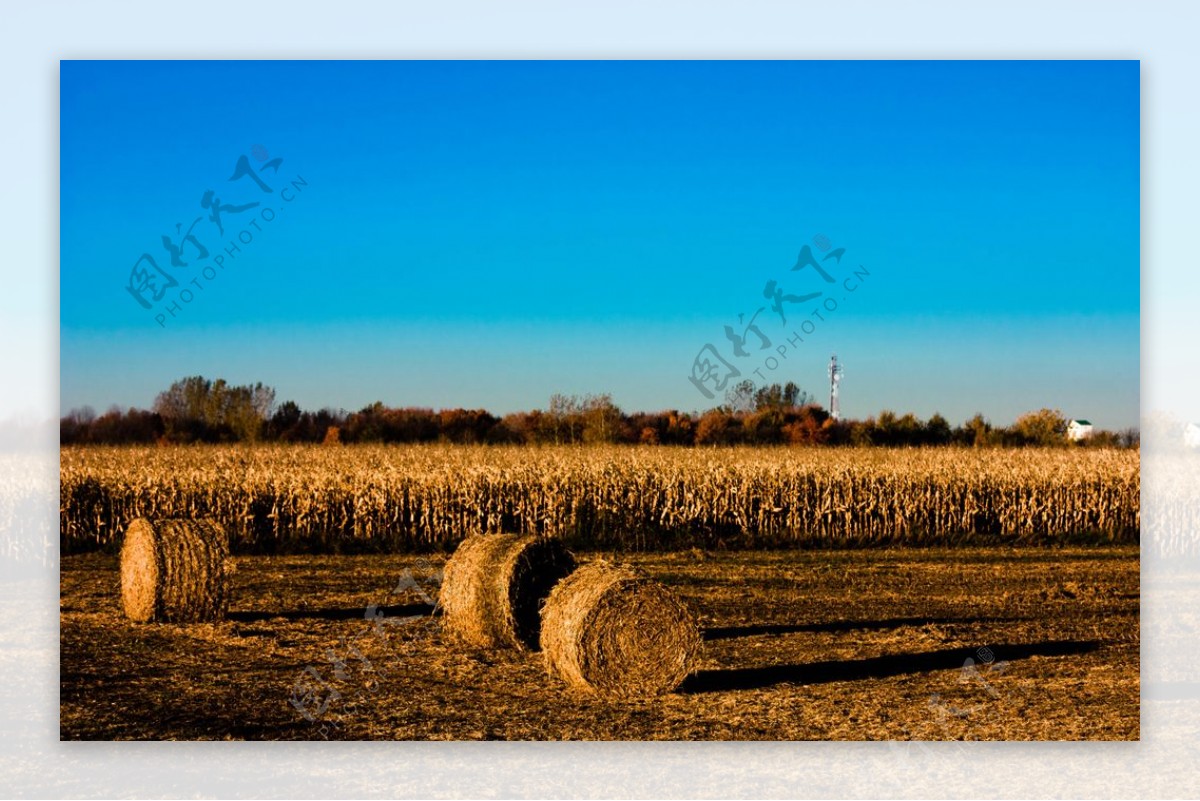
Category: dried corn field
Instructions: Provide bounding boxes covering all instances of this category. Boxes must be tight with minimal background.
[59,445,1140,554]
[1142,452,1200,561]
[1,453,56,567]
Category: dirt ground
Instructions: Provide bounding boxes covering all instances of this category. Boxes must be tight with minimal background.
[60,547,1139,740]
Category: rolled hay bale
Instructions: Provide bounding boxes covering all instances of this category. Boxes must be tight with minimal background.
[439,533,577,650]
[120,518,230,623]
[540,561,701,699]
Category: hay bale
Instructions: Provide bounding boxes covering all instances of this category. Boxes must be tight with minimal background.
[540,561,701,699]
[439,533,577,649]
[120,518,230,623]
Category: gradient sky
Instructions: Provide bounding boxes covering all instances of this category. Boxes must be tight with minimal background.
[60,60,1139,428]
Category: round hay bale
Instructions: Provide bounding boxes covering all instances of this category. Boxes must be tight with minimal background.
[120,518,230,623]
[439,533,577,650]
[540,561,701,699]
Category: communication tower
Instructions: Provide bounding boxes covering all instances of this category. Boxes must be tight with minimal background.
[828,354,844,421]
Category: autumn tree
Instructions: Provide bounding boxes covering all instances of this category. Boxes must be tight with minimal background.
[695,409,742,445]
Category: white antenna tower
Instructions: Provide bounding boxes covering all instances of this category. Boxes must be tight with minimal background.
[828,354,844,420]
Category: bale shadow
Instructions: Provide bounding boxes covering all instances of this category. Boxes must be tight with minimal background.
[679,639,1103,694]
[702,615,1029,642]
[227,602,437,622]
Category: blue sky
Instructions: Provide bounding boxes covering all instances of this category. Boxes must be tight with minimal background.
[60,60,1139,427]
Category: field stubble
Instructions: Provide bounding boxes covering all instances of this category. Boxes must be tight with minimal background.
[59,547,1139,741]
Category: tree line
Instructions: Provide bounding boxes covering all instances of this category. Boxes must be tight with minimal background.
[59,376,1139,448]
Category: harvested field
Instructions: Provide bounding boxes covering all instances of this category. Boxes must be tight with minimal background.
[60,546,1139,740]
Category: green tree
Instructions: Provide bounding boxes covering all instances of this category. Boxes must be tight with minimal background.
[268,400,303,440]
[754,381,809,411]
[153,376,275,442]
[924,413,952,445]
[745,408,785,444]
[581,394,622,444]
[1012,408,1068,446]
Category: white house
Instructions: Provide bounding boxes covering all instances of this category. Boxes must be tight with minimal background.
[1067,419,1094,441]
[1185,422,1200,449]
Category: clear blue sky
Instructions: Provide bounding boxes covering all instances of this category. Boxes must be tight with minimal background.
[61,60,1139,428]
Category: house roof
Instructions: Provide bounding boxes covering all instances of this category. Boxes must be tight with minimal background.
[1070,419,1092,426]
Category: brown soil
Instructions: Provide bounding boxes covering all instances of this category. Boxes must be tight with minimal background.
[60,547,1139,740]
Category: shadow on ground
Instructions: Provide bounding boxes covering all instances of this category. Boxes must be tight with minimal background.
[680,639,1103,693]
[227,602,437,622]
[702,615,1031,641]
